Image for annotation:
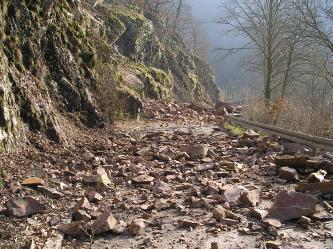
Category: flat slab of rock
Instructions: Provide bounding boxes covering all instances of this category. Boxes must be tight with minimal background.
[153,180,171,195]
[282,143,303,154]
[222,185,247,205]
[6,197,46,217]
[263,218,282,228]
[22,177,45,186]
[91,211,118,235]
[267,190,318,221]
[59,221,89,238]
[306,160,333,173]
[296,180,333,194]
[82,175,98,184]
[72,209,91,222]
[132,175,154,184]
[275,155,309,168]
[37,186,63,199]
[195,164,214,172]
[279,167,299,181]
[181,144,208,158]
[220,218,240,226]
[179,219,201,228]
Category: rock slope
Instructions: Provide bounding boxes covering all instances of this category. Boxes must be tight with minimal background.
[0,0,220,152]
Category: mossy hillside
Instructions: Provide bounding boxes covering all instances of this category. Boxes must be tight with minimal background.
[0,0,220,152]
[104,4,220,103]
[134,64,174,100]
[105,13,126,44]
[107,5,154,60]
[0,0,105,151]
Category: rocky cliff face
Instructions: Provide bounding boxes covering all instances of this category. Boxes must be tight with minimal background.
[0,0,220,152]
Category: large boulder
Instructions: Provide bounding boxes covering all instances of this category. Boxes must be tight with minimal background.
[267,190,319,221]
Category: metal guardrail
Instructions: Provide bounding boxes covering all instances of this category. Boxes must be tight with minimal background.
[229,116,333,152]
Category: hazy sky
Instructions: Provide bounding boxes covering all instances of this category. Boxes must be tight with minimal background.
[189,0,247,88]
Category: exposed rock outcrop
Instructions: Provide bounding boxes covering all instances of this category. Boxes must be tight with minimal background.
[0,0,220,152]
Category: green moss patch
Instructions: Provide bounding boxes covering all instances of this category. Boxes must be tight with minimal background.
[224,122,247,136]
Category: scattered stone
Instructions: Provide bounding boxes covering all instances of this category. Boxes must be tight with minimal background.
[181,144,208,158]
[201,157,213,163]
[308,170,327,183]
[59,221,89,238]
[89,211,102,219]
[132,175,154,184]
[129,218,146,235]
[153,180,171,195]
[6,197,46,217]
[263,218,282,228]
[175,183,194,191]
[212,205,226,220]
[267,190,318,221]
[241,190,260,207]
[279,167,299,181]
[241,130,259,139]
[112,220,127,234]
[265,241,281,249]
[275,155,309,168]
[91,211,118,235]
[72,209,91,222]
[323,201,333,212]
[251,208,267,220]
[195,164,214,172]
[222,185,247,205]
[87,191,103,203]
[22,177,45,186]
[238,138,255,147]
[73,197,91,211]
[82,175,98,184]
[36,186,63,199]
[96,167,111,188]
[179,219,200,229]
[22,239,35,249]
[211,242,219,249]
[282,143,303,155]
[220,218,240,226]
[136,147,151,156]
[154,199,172,210]
[49,216,61,227]
[157,153,171,162]
[225,209,241,220]
[296,180,333,194]
[298,216,311,225]
[42,233,63,249]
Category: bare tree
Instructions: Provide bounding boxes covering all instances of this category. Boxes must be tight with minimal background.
[292,0,333,88]
[219,0,295,105]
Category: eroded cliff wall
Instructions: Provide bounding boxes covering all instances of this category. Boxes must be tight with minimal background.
[0,0,220,152]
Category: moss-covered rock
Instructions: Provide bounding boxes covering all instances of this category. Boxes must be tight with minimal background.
[0,0,220,152]
[104,4,220,103]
